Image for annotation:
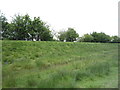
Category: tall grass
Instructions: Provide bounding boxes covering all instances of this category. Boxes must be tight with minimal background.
[2,40,118,88]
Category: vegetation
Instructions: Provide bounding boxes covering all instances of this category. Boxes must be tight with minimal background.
[2,40,118,88]
[79,34,94,42]
[78,32,120,43]
[58,30,66,41]
[1,11,119,88]
[58,28,79,42]
[111,36,120,43]
[0,12,53,41]
[1,12,120,43]
[91,32,111,43]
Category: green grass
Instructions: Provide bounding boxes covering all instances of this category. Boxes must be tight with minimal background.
[75,67,118,88]
[2,40,118,88]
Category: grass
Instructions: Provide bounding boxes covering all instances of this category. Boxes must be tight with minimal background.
[75,67,118,88]
[2,40,118,88]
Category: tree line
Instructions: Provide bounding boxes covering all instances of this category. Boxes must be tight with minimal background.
[0,12,120,43]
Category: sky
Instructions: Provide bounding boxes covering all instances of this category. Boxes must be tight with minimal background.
[0,0,119,37]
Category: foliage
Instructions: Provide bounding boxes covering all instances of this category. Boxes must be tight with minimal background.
[66,28,79,42]
[0,11,9,40]
[58,28,79,42]
[58,31,66,41]
[111,36,120,43]
[91,32,111,43]
[81,34,94,42]
[0,12,53,41]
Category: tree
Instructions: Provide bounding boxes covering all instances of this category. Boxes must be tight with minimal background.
[2,14,53,41]
[58,31,66,41]
[82,34,94,42]
[10,14,31,40]
[91,32,111,43]
[90,32,98,42]
[111,36,120,43]
[31,17,53,41]
[65,28,79,42]
[0,11,9,40]
[58,28,79,42]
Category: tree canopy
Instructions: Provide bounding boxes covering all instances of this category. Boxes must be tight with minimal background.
[0,13,53,41]
[81,34,94,42]
[58,28,79,42]
[111,36,120,43]
[91,32,111,43]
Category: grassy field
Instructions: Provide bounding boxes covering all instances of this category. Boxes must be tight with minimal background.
[2,40,118,88]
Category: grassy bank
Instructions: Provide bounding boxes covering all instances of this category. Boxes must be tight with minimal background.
[2,40,118,88]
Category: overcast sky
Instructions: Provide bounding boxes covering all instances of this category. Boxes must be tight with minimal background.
[0,0,119,36]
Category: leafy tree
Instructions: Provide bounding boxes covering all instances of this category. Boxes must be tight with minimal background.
[111,36,120,43]
[91,32,111,43]
[31,17,53,41]
[10,14,30,40]
[58,31,66,41]
[97,32,111,43]
[1,14,53,41]
[58,28,79,42]
[82,34,94,42]
[7,23,16,40]
[65,28,79,42]
[0,11,9,40]
[90,32,99,42]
